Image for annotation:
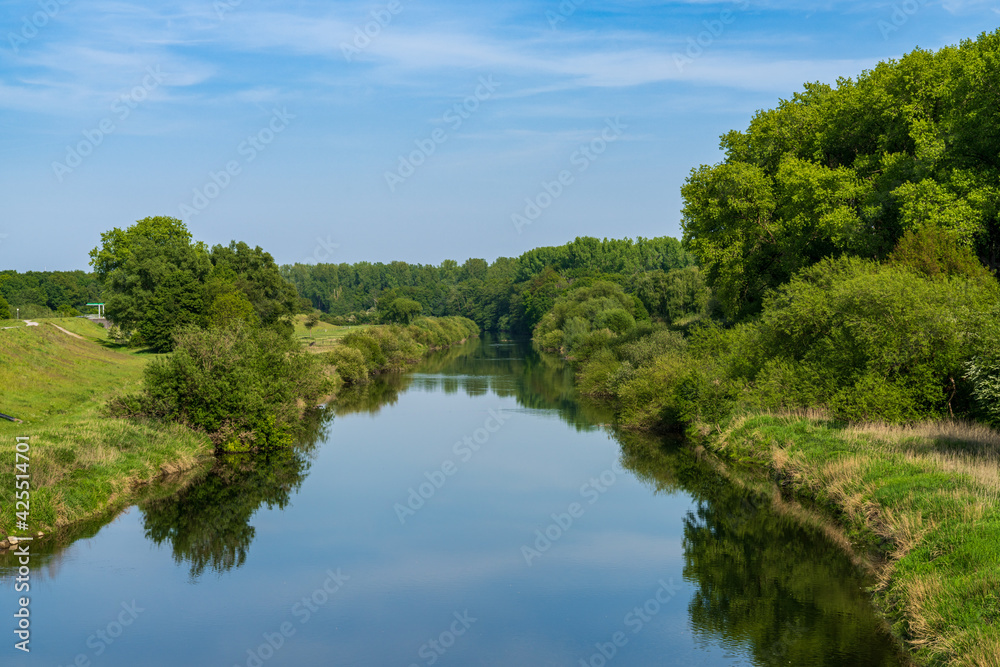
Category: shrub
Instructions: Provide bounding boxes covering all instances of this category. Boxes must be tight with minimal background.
[108,322,328,451]
[577,348,621,396]
[327,346,369,384]
[616,353,690,430]
[965,355,1000,428]
[594,308,635,335]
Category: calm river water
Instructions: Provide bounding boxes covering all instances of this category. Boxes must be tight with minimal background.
[2,336,906,666]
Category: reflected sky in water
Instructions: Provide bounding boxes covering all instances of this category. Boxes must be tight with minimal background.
[1,337,905,666]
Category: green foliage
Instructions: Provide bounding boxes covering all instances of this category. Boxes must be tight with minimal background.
[208,291,258,329]
[0,294,9,319]
[533,281,641,357]
[108,322,329,451]
[888,224,995,282]
[682,31,1000,320]
[281,236,696,333]
[381,297,422,324]
[551,254,1000,431]
[326,316,478,385]
[750,257,1000,422]
[326,346,368,384]
[91,217,212,351]
[0,269,103,315]
[304,312,320,330]
[965,355,1000,428]
[90,219,299,351]
[208,241,298,326]
[633,266,710,323]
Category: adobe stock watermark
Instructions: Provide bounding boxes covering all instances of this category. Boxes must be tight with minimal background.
[178,107,295,218]
[7,0,71,55]
[341,0,404,62]
[384,75,501,192]
[52,66,166,182]
[672,0,750,72]
[511,117,626,234]
[546,0,586,29]
[408,610,477,667]
[520,458,626,566]
[578,579,681,667]
[233,568,349,667]
[54,601,144,667]
[301,235,340,264]
[394,407,513,524]
[214,0,242,21]
[877,0,929,40]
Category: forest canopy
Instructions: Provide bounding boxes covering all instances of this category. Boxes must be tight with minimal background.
[681,29,1000,320]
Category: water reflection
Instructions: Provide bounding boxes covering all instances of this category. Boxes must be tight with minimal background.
[615,431,904,666]
[10,334,908,665]
[138,410,332,579]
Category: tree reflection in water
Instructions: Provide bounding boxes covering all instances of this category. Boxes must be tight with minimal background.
[616,430,905,666]
[132,336,905,667]
[138,409,331,579]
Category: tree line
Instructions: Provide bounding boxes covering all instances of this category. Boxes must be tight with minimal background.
[280,235,700,333]
[531,28,1000,431]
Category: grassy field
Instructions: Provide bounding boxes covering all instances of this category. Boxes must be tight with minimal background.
[0,319,212,535]
[291,314,368,354]
[701,412,1000,666]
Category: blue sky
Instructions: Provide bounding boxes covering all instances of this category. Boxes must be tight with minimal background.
[1,0,998,271]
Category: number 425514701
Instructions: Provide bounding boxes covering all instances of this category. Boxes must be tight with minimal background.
[15,440,30,524]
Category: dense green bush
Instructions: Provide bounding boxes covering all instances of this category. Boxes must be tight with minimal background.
[534,281,643,356]
[326,346,368,384]
[965,355,1000,428]
[330,316,478,384]
[751,256,1000,421]
[550,246,1000,430]
[632,266,710,323]
[108,323,329,451]
[381,297,423,324]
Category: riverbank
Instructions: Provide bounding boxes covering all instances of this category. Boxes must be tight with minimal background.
[0,316,478,536]
[689,411,1000,667]
[0,319,214,536]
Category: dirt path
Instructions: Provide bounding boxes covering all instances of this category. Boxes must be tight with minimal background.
[48,323,83,339]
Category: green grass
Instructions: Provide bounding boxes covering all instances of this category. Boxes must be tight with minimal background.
[291,314,369,354]
[702,413,1000,666]
[0,322,212,535]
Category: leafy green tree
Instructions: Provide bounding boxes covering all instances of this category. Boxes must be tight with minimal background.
[304,312,320,330]
[90,217,212,350]
[209,241,298,326]
[89,216,195,280]
[208,291,258,329]
[888,224,994,283]
[0,294,9,319]
[381,297,422,325]
[682,31,1000,320]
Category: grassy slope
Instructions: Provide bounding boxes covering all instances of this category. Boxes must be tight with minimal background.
[700,413,1000,667]
[0,319,212,534]
[291,314,369,354]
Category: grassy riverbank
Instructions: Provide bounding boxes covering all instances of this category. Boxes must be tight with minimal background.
[690,412,1000,666]
[0,319,212,535]
[0,316,477,535]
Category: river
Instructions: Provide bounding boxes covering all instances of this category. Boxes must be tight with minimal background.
[2,336,906,666]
